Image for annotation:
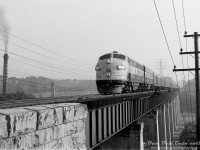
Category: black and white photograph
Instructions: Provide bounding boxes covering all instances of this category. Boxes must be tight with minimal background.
[0,0,199,149]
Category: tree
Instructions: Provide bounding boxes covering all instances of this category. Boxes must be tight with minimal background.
[179,123,196,146]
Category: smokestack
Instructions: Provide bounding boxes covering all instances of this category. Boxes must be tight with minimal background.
[2,53,8,95]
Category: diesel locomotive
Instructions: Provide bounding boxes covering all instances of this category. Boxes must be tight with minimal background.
[95,51,177,94]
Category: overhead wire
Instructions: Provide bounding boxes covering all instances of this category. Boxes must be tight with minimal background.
[171,0,192,124]
[181,0,194,123]
[7,58,93,78]
[0,51,94,80]
[0,28,95,68]
[152,0,186,126]
[152,0,176,66]
[7,68,53,78]
[0,39,93,70]
[0,49,94,78]
[181,0,187,33]
[8,57,94,79]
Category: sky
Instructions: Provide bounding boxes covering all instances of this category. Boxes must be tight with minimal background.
[0,0,199,81]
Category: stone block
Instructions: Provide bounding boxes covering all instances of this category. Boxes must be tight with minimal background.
[0,133,36,150]
[0,108,37,137]
[0,127,64,150]
[63,105,75,123]
[72,130,86,147]
[26,106,54,129]
[53,107,63,125]
[32,129,46,147]
[15,133,33,149]
[74,104,88,120]
[53,103,87,123]
[43,105,64,125]
[36,108,56,129]
[0,137,16,149]
[25,106,60,129]
[31,125,65,146]
[53,125,64,139]
[45,127,55,143]
[62,135,75,150]
[38,125,63,144]
[45,138,63,150]
[63,122,77,136]
[0,114,8,139]
[30,125,64,147]
[74,119,85,132]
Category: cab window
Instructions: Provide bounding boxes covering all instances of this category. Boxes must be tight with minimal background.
[99,54,111,60]
[113,54,126,60]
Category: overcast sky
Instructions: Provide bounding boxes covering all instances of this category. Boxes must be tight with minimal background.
[0,0,199,81]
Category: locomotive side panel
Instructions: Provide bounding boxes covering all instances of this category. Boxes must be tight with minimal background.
[144,66,154,86]
[127,57,144,84]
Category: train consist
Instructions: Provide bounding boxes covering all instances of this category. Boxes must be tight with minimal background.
[95,51,177,94]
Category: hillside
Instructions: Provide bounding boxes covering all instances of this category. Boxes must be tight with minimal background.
[0,76,97,98]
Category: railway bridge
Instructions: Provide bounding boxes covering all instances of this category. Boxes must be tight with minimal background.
[0,90,180,150]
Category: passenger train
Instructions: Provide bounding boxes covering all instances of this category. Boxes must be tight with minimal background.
[95,51,177,94]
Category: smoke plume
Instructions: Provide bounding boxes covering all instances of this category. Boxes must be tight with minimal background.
[0,6,10,53]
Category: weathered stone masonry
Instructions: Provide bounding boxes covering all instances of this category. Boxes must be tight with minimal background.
[0,103,87,150]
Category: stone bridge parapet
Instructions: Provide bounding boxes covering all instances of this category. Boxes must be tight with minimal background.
[0,103,87,150]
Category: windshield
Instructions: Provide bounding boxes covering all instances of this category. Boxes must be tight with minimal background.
[113,54,126,60]
[99,54,111,60]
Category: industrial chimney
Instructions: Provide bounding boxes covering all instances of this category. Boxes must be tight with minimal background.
[2,52,8,95]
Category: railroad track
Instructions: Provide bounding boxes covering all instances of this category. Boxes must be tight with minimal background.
[0,90,169,109]
[0,93,100,109]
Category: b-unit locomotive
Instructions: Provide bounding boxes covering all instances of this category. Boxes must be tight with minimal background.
[95,51,177,94]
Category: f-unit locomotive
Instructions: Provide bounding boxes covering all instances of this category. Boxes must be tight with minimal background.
[95,51,177,94]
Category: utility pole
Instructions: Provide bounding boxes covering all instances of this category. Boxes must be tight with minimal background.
[156,59,166,76]
[51,82,55,97]
[173,32,200,149]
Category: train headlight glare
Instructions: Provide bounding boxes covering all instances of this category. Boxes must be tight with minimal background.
[106,59,111,64]
[117,65,126,70]
[95,66,101,71]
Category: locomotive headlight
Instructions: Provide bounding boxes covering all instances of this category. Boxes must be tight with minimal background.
[95,66,101,71]
[117,65,126,70]
[106,59,111,64]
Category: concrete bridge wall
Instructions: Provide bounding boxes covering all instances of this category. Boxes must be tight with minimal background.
[0,103,87,150]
